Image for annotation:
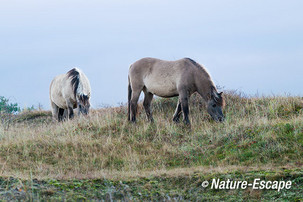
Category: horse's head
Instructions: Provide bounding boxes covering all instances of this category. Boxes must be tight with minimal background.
[207,89,225,122]
[77,94,90,115]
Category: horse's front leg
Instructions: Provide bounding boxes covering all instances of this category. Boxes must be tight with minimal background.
[143,91,154,122]
[68,107,74,119]
[179,92,190,125]
[66,101,74,120]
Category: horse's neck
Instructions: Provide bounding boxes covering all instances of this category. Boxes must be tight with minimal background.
[196,77,214,102]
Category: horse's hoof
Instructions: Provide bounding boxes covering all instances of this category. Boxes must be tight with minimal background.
[183,120,191,126]
[173,117,180,123]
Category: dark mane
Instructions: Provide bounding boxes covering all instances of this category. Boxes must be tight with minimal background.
[79,94,89,105]
[184,58,203,69]
[67,68,80,97]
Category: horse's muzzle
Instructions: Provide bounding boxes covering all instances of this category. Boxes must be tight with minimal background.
[218,116,225,122]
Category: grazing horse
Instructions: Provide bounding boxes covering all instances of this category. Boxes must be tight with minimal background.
[128,57,225,124]
[50,68,91,121]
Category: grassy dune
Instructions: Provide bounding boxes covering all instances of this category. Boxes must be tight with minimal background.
[0,92,303,200]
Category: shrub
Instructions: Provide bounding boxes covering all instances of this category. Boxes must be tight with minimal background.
[0,96,20,114]
[0,96,20,130]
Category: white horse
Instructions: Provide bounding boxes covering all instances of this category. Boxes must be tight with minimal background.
[50,68,91,121]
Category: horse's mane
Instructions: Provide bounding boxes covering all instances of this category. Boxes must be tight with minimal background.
[185,58,224,106]
[185,57,212,79]
[185,58,201,68]
[67,68,80,97]
[185,58,210,74]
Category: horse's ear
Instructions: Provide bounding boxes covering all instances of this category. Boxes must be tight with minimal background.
[219,92,223,96]
[211,87,219,101]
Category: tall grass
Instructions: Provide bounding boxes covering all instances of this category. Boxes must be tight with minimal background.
[0,92,302,180]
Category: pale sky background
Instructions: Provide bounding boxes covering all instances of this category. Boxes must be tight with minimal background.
[0,0,302,109]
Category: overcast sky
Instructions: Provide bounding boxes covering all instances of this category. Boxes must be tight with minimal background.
[0,0,302,109]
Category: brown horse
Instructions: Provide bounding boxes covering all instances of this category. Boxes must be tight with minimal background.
[50,68,91,121]
[128,57,224,124]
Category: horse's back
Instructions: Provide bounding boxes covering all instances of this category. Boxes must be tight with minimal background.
[50,74,72,109]
[129,58,195,97]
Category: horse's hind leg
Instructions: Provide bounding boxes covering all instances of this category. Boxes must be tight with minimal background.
[51,101,59,121]
[143,91,154,122]
[58,108,65,122]
[130,89,141,123]
[173,99,182,123]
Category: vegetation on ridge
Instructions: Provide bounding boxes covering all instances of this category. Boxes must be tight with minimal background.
[0,91,302,200]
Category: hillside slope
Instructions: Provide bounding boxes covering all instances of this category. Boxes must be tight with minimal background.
[0,92,302,200]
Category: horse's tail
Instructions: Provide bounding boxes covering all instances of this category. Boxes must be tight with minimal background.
[128,71,132,121]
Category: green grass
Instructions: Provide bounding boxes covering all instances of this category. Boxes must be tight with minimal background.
[0,168,302,200]
[0,91,303,200]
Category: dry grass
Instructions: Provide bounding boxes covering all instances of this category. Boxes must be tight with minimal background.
[0,92,303,180]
